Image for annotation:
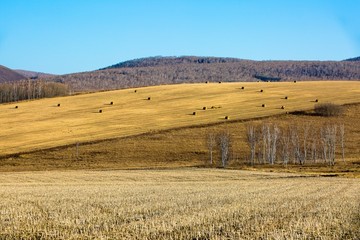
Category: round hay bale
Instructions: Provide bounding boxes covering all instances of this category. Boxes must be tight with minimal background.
[262,104,266,107]
[99,109,103,113]
[57,103,61,107]
[203,107,207,110]
[110,101,113,105]
[193,112,196,115]
[15,106,18,109]
[225,116,229,120]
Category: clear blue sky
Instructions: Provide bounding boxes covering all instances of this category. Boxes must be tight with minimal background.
[0,0,359,74]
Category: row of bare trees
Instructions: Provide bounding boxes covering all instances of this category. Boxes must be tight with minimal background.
[247,122,345,166]
[0,80,69,103]
[207,132,231,168]
[206,122,345,167]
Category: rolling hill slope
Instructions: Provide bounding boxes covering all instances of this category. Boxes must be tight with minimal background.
[0,65,26,83]
[0,81,359,156]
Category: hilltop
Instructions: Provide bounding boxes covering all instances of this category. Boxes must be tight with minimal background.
[0,65,26,83]
[344,56,360,61]
[14,69,54,79]
[47,56,360,92]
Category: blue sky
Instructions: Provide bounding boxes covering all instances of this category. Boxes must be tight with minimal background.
[0,0,359,74]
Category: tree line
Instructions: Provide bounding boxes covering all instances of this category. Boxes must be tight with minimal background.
[48,57,360,92]
[207,122,345,167]
[0,80,69,104]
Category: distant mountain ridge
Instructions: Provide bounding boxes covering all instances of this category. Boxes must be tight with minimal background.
[101,56,246,69]
[344,56,360,61]
[47,56,360,92]
[0,65,26,83]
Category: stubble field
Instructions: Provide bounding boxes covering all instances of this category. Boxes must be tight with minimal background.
[0,169,359,239]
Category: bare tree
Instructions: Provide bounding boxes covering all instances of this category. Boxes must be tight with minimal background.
[269,124,280,164]
[328,124,337,166]
[290,125,302,164]
[207,132,216,165]
[246,125,257,166]
[219,131,231,168]
[261,124,267,164]
[302,124,310,164]
[310,128,318,162]
[320,126,328,163]
[339,124,345,162]
[280,126,291,166]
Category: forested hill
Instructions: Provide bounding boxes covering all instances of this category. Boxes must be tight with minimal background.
[101,56,245,69]
[344,56,360,61]
[47,56,360,92]
[0,65,26,83]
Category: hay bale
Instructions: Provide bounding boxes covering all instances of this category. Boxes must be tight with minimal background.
[262,104,266,107]
[110,101,113,105]
[57,103,61,107]
[99,109,103,113]
[147,97,151,100]
[203,107,207,110]
[193,112,196,115]
[225,116,229,120]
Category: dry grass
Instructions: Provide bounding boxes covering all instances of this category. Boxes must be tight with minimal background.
[1,103,359,177]
[0,81,359,156]
[0,169,358,239]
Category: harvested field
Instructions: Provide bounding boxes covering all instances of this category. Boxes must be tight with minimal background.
[0,169,359,239]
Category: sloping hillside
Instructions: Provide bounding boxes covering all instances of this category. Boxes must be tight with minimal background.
[15,69,54,79]
[48,56,360,92]
[0,81,359,156]
[344,56,360,61]
[0,65,26,83]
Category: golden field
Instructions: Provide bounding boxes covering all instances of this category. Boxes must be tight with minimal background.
[1,97,359,177]
[0,81,359,156]
[0,169,359,239]
[0,81,360,239]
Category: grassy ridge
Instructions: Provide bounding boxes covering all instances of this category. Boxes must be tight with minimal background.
[0,81,359,156]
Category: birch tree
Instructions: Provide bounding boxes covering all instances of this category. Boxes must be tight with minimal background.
[246,125,257,166]
[219,131,231,168]
[207,132,216,165]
